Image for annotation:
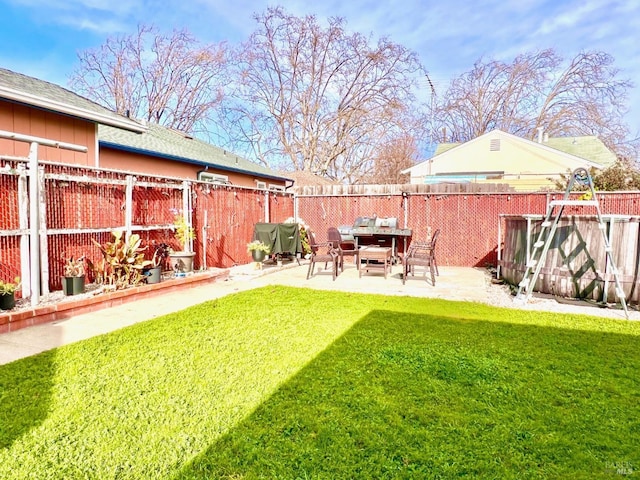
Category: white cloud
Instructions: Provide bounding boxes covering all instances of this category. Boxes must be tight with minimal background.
[55,15,130,34]
[536,4,597,35]
[5,0,141,36]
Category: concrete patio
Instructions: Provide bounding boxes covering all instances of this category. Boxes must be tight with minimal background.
[1,258,636,366]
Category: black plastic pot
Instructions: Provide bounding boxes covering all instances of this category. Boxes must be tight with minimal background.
[62,276,85,296]
[0,292,15,310]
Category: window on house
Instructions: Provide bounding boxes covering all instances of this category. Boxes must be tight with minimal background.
[490,139,501,151]
[255,181,267,189]
[198,172,230,184]
[268,184,285,192]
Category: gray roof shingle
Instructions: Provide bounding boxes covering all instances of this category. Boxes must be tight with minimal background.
[99,122,289,180]
[0,67,286,180]
[0,67,143,131]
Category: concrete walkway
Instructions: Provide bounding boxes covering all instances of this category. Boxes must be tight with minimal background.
[0,261,495,365]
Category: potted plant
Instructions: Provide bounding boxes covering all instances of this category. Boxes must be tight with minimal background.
[92,230,153,290]
[168,215,196,273]
[145,242,170,284]
[0,277,21,310]
[62,255,86,296]
[247,240,271,263]
[299,226,312,257]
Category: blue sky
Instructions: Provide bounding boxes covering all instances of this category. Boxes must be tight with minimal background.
[1,0,639,139]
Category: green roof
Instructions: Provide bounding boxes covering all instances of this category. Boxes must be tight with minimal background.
[99,123,288,180]
[433,143,459,156]
[543,136,616,166]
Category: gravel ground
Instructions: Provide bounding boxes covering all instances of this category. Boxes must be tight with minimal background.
[479,272,640,321]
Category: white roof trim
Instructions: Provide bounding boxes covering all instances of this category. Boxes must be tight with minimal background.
[0,85,146,133]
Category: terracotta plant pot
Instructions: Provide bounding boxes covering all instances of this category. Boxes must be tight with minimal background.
[168,252,196,273]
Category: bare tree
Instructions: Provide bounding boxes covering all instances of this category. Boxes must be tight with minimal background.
[218,7,426,183]
[363,134,419,184]
[432,49,637,159]
[70,25,227,134]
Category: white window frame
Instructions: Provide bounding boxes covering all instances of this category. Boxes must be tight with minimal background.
[198,172,229,184]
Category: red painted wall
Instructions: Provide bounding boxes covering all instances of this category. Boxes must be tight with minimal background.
[99,147,286,189]
[0,100,96,165]
[0,100,284,189]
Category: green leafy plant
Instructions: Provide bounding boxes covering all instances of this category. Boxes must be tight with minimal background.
[0,277,20,295]
[62,255,86,277]
[552,163,640,192]
[299,226,311,255]
[172,215,195,252]
[92,230,152,289]
[247,240,271,253]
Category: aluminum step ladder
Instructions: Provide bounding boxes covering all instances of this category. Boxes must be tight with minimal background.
[514,167,628,318]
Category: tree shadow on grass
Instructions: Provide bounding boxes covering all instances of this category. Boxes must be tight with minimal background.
[0,350,55,449]
[173,310,640,479]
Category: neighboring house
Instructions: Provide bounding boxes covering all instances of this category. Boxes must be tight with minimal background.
[280,170,340,195]
[402,129,617,191]
[0,67,290,189]
[278,170,336,186]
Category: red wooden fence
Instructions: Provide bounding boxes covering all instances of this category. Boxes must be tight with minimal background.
[2,156,640,295]
[297,191,640,267]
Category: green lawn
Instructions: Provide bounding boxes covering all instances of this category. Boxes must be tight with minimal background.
[1,286,639,479]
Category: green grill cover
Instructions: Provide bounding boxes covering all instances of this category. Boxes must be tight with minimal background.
[252,223,302,256]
